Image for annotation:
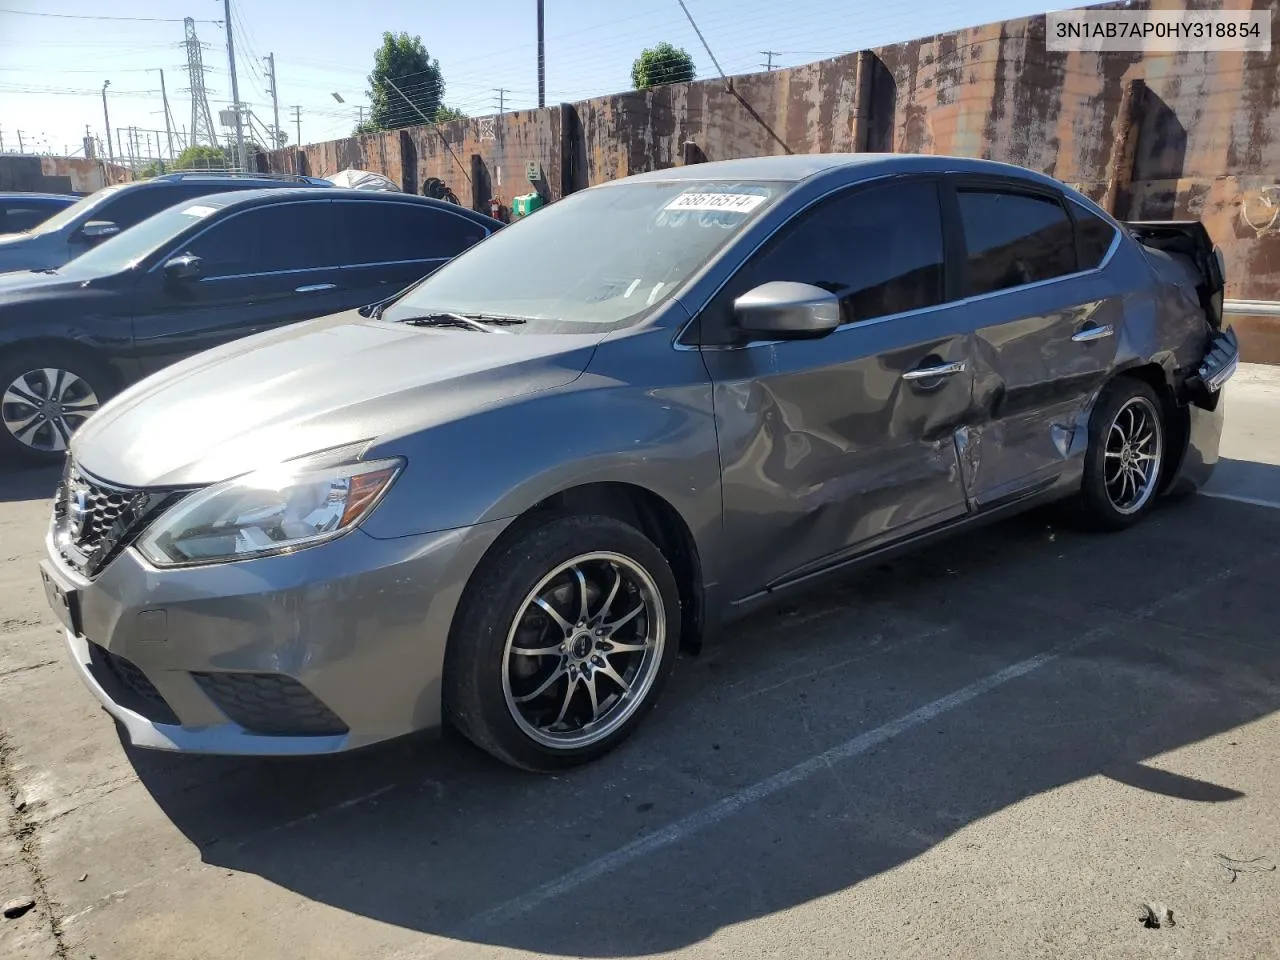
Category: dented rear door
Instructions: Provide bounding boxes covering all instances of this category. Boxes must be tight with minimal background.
[945,179,1121,509]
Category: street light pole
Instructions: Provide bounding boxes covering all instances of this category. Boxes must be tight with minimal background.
[101,80,114,163]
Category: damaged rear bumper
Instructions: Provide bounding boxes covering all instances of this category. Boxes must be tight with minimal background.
[1164,327,1239,496]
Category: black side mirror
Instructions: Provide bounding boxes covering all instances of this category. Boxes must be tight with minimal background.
[163,253,203,281]
[732,281,842,341]
[79,220,120,242]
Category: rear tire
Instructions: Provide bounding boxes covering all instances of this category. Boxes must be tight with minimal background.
[0,347,112,467]
[444,513,681,772]
[1072,377,1167,531]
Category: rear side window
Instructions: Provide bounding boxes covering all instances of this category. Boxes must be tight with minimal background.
[957,190,1077,296]
[182,202,340,275]
[334,201,488,265]
[1074,205,1119,270]
[732,180,946,327]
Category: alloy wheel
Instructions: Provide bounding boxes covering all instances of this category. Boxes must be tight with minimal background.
[1,367,100,453]
[1103,395,1163,515]
[501,551,666,749]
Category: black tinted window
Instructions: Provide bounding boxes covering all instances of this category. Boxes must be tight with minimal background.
[0,204,57,233]
[958,190,1076,295]
[183,202,339,275]
[1074,205,1118,270]
[736,181,946,327]
[95,186,189,230]
[335,201,488,265]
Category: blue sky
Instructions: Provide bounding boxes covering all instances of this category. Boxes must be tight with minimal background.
[0,0,1062,159]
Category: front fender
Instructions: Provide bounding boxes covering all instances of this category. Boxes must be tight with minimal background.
[359,330,724,576]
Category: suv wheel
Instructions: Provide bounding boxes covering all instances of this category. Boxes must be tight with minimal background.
[0,348,109,466]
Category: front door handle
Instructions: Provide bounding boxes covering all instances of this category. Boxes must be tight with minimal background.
[295,283,337,293]
[902,360,967,381]
[1071,323,1114,343]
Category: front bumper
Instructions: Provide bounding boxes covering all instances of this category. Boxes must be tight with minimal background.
[41,520,508,756]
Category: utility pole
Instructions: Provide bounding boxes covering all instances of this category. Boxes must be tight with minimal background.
[493,87,507,113]
[536,0,545,108]
[264,53,281,147]
[154,132,165,172]
[357,105,365,126]
[761,50,780,71]
[101,80,114,163]
[157,69,175,159]
[223,0,246,170]
[292,105,302,149]
[0,126,5,152]
[16,130,23,153]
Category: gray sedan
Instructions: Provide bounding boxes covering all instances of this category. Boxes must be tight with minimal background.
[39,154,1238,771]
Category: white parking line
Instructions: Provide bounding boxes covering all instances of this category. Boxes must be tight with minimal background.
[1200,490,1280,511]
[454,563,1249,941]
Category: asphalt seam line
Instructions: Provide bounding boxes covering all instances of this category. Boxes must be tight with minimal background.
[452,561,1246,940]
[0,729,70,958]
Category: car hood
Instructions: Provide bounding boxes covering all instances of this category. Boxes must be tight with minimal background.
[0,267,85,297]
[71,310,603,488]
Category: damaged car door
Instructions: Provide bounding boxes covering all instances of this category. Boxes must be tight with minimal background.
[698,177,974,600]
[948,179,1124,507]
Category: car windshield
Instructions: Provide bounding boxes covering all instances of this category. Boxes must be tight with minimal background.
[23,184,125,236]
[60,200,222,275]
[383,179,787,331]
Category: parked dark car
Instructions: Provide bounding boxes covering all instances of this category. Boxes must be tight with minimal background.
[39,154,1237,771]
[0,192,78,234]
[0,172,330,276]
[1,187,501,462]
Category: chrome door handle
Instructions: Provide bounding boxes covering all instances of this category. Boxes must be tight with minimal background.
[902,360,967,381]
[295,283,337,293]
[1071,323,1114,343]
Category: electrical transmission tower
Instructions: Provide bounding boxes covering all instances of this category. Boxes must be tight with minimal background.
[181,17,218,147]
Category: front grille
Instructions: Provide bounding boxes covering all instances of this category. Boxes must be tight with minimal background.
[192,673,348,737]
[53,460,187,577]
[87,644,180,725]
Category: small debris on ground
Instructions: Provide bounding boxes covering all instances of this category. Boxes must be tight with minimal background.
[1140,902,1174,929]
[2,896,36,919]
[78,873,88,882]
[1214,853,1276,883]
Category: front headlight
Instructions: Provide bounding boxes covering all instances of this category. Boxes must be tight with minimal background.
[136,456,403,567]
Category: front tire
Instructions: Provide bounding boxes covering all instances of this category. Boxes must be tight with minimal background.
[1074,377,1167,530]
[444,513,681,772]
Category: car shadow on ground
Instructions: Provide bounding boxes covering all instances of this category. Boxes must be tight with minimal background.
[0,463,59,504]
[124,493,1280,957]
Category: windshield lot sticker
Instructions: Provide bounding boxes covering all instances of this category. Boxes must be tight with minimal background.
[664,192,767,213]
[180,205,218,218]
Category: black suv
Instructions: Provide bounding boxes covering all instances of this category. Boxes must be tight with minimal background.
[0,187,501,463]
[0,172,329,275]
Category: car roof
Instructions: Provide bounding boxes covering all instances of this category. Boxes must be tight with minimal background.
[186,186,498,219]
[612,153,1068,190]
[0,192,78,203]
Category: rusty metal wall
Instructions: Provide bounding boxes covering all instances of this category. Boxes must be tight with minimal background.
[263,0,1280,309]
[0,156,128,193]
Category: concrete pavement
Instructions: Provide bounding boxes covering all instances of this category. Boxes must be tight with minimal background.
[2,367,1279,960]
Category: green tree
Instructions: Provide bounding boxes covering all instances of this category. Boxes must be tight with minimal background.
[632,42,695,89]
[367,31,446,130]
[172,144,229,171]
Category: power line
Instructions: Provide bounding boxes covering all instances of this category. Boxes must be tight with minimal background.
[0,8,221,22]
